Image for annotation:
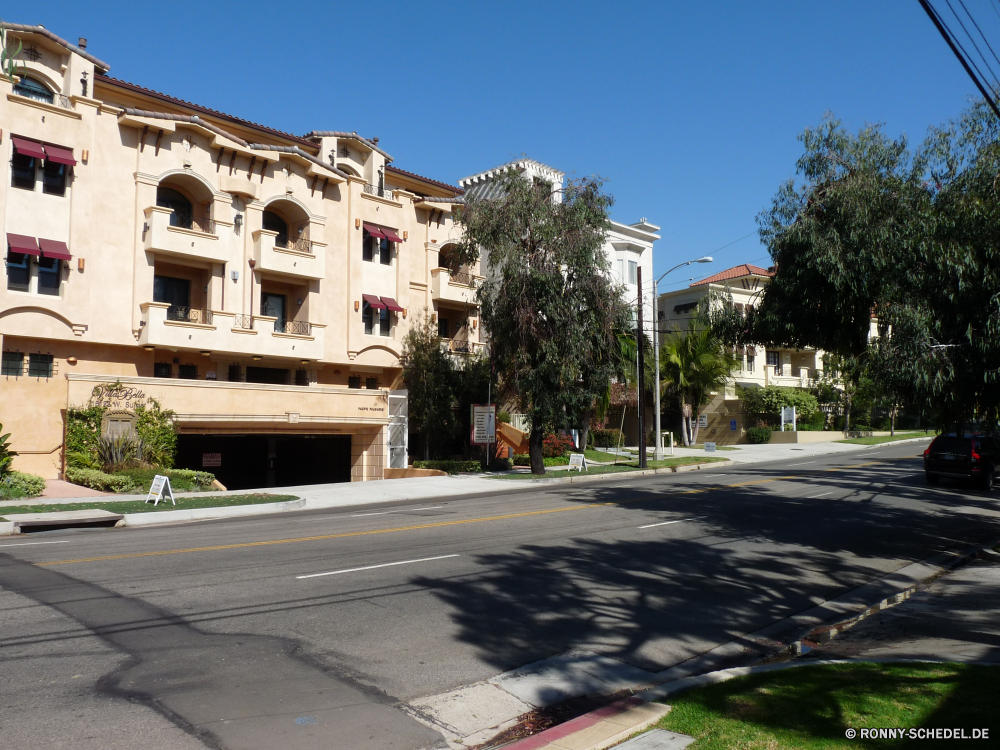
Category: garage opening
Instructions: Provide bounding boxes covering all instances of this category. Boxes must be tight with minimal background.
[175,434,352,490]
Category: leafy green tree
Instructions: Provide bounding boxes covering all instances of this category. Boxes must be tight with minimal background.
[401,310,460,460]
[712,103,1000,427]
[738,385,820,428]
[659,321,737,445]
[453,171,630,474]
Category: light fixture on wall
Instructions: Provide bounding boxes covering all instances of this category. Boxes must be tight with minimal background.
[234,214,243,230]
[300,359,309,365]
[355,218,360,229]
[252,355,263,361]
[77,258,85,272]
[403,231,408,240]
[297,298,303,306]
[200,351,211,357]
[66,357,77,365]
[354,301,359,312]
[143,345,155,352]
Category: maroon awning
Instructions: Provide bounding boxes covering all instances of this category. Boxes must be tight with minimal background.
[381,296,404,312]
[362,293,386,310]
[747,346,757,356]
[43,144,77,166]
[362,222,386,239]
[39,238,72,260]
[6,233,40,256]
[11,136,45,160]
[382,227,403,243]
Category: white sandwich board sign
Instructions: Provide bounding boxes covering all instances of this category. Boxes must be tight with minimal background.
[146,474,175,506]
[568,453,588,472]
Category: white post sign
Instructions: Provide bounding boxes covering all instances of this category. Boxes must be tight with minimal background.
[781,406,797,432]
[704,442,717,453]
[471,404,497,445]
[568,453,587,472]
[146,474,175,506]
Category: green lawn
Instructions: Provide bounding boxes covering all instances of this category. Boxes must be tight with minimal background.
[836,432,928,446]
[492,455,727,479]
[0,493,298,519]
[653,662,998,749]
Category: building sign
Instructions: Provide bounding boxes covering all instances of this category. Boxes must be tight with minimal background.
[471,404,496,444]
[698,414,708,428]
[90,383,149,410]
[568,453,588,472]
[730,419,737,431]
[705,442,717,453]
[202,453,222,468]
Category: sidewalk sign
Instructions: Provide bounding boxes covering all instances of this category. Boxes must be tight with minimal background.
[568,453,587,472]
[704,442,717,453]
[781,406,797,432]
[146,474,175,506]
[471,404,496,445]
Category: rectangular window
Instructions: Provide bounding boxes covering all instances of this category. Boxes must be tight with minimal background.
[438,317,449,338]
[766,351,780,367]
[746,355,755,372]
[628,261,637,285]
[362,302,374,334]
[11,152,35,190]
[379,238,391,265]
[154,363,172,378]
[178,364,198,380]
[27,353,53,378]
[363,231,375,262]
[366,377,379,390]
[36,256,60,296]
[6,251,30,292]
[617,259,624,281]
[294,369,308,386]
[379,308,390,336]
[1,351,24,377]
[41,161,67,196]
[348,376,361,389]
[153,275,191,308]
[227,364,242,382]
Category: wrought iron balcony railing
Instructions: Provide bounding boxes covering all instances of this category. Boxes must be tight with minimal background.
[273,319,312,336]
[362,182,395,201]
[167,306,213,325]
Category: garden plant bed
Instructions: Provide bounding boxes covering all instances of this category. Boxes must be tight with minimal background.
[495,455,728,479]
[836,432,927,446]
[0,493,298,519]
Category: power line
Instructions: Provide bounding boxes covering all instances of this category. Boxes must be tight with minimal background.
[946,0,1000,84]
[958,0,1000,74]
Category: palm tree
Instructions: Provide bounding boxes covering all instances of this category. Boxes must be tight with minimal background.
[660,321,738,445]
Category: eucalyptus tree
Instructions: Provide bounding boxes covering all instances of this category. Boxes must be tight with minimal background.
[453,171,631,474]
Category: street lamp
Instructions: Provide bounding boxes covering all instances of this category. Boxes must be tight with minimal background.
[651,256,713,460]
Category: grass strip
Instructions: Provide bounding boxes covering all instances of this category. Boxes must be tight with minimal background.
[0,493,299,519]
[492,456,727,479]
[836,432,927,445]
[654,662,998,749]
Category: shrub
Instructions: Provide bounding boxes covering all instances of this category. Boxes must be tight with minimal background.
[115,467,215,492]
[542,433,575,458]
[412,460,482,474]
[544,456,570,467]
[65,467,140,493]
[746,426,772,444]
[97,434,144,474]
[0,471,46,500]
[592,429,623,448]
[66,449,100,470]
[513,454,530,466]
[497,411,511,424]
[66,393,177,471]
[0,422,16,478]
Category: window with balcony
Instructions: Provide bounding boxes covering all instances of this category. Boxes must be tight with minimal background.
[42,161,67,196]
[11,152,36,190]
[156,187,194,229]
[294,369,309,386]
[154,363,172,378]
[438,317,449,338]
[13,76,54,104]
[227,364,243,382]
[366,377,379,390]
[1,351,24,377]
[28,353,54,378]
[348,376,361,389]
[263,210,289,248]
[178,364,198,380]
[154,275,192,319]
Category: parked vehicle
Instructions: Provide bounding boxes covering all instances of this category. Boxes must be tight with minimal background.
[924,434,1000,490]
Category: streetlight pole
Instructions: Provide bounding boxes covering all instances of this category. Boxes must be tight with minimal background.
[651,256,713,460]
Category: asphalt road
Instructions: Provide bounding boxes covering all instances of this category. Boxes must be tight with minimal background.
[3,438,999,749]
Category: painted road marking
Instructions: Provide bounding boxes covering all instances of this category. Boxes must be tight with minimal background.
[297,554,460,580]
[351,506,444,518]
[789,462,816,467]
[639,516,705,530]
[808,491,834,498]
[0,540,72,548]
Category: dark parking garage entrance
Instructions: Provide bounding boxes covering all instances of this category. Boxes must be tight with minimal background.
[176,434,352,490]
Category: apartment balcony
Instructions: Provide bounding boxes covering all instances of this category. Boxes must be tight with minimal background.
[139,303,325,361]
[253,230,325,281]
[431,267,483,306]
[143,206,227,264]
[764,365,823,388]
[438,338,487,357]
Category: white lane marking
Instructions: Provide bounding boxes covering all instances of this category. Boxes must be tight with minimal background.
[807,491,833,498]
[639,516,705,530]
[790,462,816,467]
[704,474,726,477]
[297,554,460,580]
[351,506,444,518]
[0,540,72,548]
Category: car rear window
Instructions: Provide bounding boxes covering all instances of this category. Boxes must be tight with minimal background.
[932,437,971,454]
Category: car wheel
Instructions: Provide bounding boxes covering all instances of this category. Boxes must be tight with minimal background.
[926,472,940,485]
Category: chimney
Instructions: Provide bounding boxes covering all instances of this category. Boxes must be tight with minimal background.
[78,37,88,50]
[372,136,379,145]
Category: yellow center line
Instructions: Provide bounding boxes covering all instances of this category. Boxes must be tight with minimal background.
[36,458,903,567]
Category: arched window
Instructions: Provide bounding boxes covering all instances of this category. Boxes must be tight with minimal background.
[13,76,54,104]
[262,210,288,248]
[156,187,193,229]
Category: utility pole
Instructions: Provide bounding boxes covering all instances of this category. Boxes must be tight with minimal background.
[637,266,646,468]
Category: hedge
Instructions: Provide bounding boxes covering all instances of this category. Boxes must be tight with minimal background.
[542,433,575,458]
[412,460,482,474]
[745,426,772,444]
[116,467,215,492]
[64,467,141,493]
[0,471,46,500]
[592,428,623,448]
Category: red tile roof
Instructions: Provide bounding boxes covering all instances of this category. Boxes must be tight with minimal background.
[386,165,463,196]
[95,74,317,148]
[690,263,773,287]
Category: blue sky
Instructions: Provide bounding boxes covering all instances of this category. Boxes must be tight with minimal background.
[28,1,984,291]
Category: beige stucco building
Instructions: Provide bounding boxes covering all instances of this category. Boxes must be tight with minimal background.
[0,24,479,485]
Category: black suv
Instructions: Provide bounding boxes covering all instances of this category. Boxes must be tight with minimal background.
[924,434,1000,490]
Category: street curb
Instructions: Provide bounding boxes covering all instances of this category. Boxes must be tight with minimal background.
[498,697,672,750]
[495,460,734,486]
[121,497,307,526]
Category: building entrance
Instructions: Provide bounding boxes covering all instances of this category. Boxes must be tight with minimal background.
[175,434,352,490]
